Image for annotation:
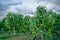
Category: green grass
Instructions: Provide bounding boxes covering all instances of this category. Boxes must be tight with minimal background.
[0,33,33,40]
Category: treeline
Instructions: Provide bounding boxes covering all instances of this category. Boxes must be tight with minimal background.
[0,6,60,40]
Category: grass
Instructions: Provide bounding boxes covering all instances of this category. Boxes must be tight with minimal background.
[0,33,33,40]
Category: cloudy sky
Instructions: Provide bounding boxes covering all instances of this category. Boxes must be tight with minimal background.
[0,0,60,19]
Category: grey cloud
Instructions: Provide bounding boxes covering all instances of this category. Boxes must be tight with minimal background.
[0,0,60,19]
[40,0,60,6]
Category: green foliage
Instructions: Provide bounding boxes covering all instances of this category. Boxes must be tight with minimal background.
[55,14,60,31]
[22,16,31,32]
[0,6,60,40]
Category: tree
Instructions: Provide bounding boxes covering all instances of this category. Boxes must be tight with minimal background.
[5,12,24,34]
[53,14,60,40]
[32,6,56,40]
[22,16,31,33]
[0,6,60,40]
[1,12,23,34]
[0,18,7,33]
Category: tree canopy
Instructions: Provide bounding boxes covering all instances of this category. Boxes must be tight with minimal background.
[0,6,60,40]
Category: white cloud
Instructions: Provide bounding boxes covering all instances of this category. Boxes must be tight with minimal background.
[0,0,60,19]
[7,5,18,13]
[6,0,60,14]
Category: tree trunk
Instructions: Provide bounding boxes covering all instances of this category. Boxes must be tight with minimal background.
[41,31,45,40]
[13,28,16,35]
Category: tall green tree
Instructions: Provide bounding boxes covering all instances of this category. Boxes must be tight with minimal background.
[32,6,56,40]
[53,14,60,40]
[3,12,24,34]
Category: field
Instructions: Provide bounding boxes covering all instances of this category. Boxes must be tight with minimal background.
[0,33,33,40]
